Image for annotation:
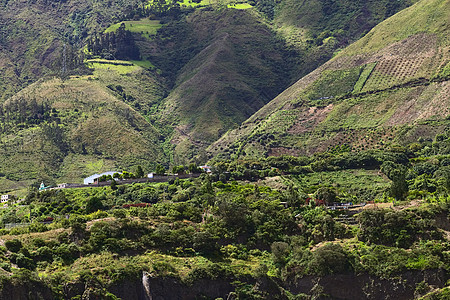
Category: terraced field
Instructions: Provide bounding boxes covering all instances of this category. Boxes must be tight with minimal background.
[208,0,450,161]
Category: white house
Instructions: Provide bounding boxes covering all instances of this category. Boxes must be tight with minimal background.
[199,165,212,173]
[1,194,11,203]
[147,173,154,179]
[83,171,121,185]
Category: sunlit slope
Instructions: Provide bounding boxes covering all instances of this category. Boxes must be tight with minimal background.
[0,0,141,100]
[209,0,450,160]
[0,72,166,189]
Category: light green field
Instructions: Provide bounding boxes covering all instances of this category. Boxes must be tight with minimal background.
[131,60,155,69]
[228,2,252,9]
[86,59,142,75]
[179,0,211,7]
[177,0,252,8]
[105,19,161,39]
[340,0,449,56]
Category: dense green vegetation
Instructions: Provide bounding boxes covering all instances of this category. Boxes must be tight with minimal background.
[0,142,448,298]
[0,0,448,297]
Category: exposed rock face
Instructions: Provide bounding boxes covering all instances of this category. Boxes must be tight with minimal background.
[0,269,445,299]
[0,278,54,300]
[285,269,446,300]
[110,269,446,300]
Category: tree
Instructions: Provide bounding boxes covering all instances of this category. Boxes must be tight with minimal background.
[271,242,289,266]
[69,216,87,243]
[110,179,118,190]
[314,187,337,205]
[188,163,201,174]
[389,169,408,201]
[135,165,144,178]
[155,164,165,175]
[85,197,103,214]
[5,239,22,252]
[172,165,185,174]
[308,244,350,276]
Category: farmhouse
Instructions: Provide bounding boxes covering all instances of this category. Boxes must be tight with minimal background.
[199,165,212,173]
[1,194,12,203]
[84,171,121,185]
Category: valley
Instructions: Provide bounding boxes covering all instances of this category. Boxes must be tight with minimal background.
[0,0,448,298]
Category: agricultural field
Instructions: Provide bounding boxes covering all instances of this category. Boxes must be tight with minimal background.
[105,19,162,40]
[287,169,390,201]
[85,59,143,75]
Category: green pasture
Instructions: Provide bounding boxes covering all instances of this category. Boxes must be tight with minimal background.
[105,19,162,40]
[86,59,142,75]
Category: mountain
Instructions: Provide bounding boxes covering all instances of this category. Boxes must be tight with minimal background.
[0,0,429,188]
[0,0,141,100]
[0,66,166,191]
[151,9,299,163]
[209,0,450,161]
[143,0,419,163]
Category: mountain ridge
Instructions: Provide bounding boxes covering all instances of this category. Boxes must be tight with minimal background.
[208,0,450,161]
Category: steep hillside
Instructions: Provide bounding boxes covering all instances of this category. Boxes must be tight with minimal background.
[273,0,418,43]
[264,0,418,81]
[0,0,141,100]
[151,9,298,163]
[209,0,450,160]
[0,66,167,191]
[0,0,420,168]
[142,0,420,164]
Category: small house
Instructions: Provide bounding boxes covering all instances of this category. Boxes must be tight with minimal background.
[84,171,121,185]
[1,194,11,203]
[199,165,212,173]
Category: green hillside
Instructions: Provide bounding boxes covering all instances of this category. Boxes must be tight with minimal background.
[0,0,419,170]
[142,0,417,163]
[0,67,167,192]
[209,0,450,161]
[0,0,449,298]
[152,9,299,163]
[0,0,142,100]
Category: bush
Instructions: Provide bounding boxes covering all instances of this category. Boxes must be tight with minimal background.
[15,253,36,270]
[307,243,351,275]
[36,246,53,262]
[271,242,290,265]
[85,197,103,214]
[5,239,22,252]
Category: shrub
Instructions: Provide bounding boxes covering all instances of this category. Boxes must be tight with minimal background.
[5,239,22,252]
[15,253,36,270]
[307,243,351,275]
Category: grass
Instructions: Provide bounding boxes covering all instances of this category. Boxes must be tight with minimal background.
[228,2,253,9]
[340,0,450,56]
[85,59,142,75]
[177,0,252,9]
[179,0,211,7]
[131,60,155,69]
[353,63,377,93]
[306,67,362,101]
[288,169,390,201]
[104,19,162,40]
